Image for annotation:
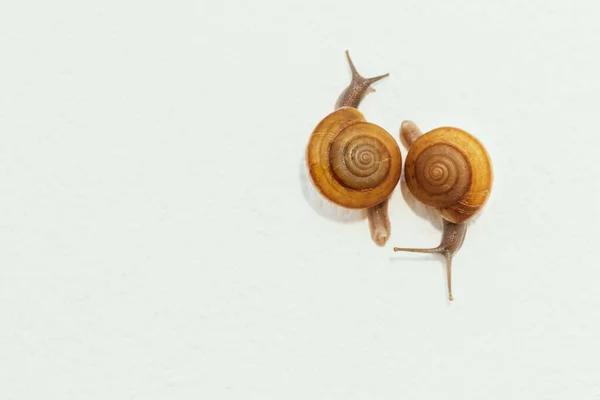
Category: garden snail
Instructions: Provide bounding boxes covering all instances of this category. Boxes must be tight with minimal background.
[394,121,493,301]
[306,51,402,245]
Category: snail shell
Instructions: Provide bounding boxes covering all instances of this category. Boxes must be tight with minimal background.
[306,107,402,209]
[404,127,493,223]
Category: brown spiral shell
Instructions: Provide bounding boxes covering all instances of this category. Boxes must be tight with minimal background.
[306,107,402,209]
[404,127,493,223]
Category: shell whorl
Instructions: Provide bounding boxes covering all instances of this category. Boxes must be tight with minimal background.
[404,127,493,223]
[330,128,393,190]
[306,107,402,209]
[412,143,471,208]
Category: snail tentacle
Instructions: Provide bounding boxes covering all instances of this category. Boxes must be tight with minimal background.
[394,220,466,301]
[336,50,389,109]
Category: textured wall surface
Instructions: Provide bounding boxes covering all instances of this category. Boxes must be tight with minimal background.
[1,0,599,399]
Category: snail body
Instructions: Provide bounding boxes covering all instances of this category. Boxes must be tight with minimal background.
[305,51,402,246]
[394,121,493,300]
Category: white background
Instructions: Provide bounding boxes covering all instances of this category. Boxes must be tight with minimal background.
[1,0,599,399]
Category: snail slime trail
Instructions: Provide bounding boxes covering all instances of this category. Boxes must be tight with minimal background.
[305,51,402,246]
[394,121,493,301]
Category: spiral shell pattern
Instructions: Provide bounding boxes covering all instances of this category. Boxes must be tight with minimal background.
[404,127,493,223]
[306,107,402,209]
[412,144,471,208]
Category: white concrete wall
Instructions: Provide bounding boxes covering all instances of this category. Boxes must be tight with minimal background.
[1,0,599,398]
